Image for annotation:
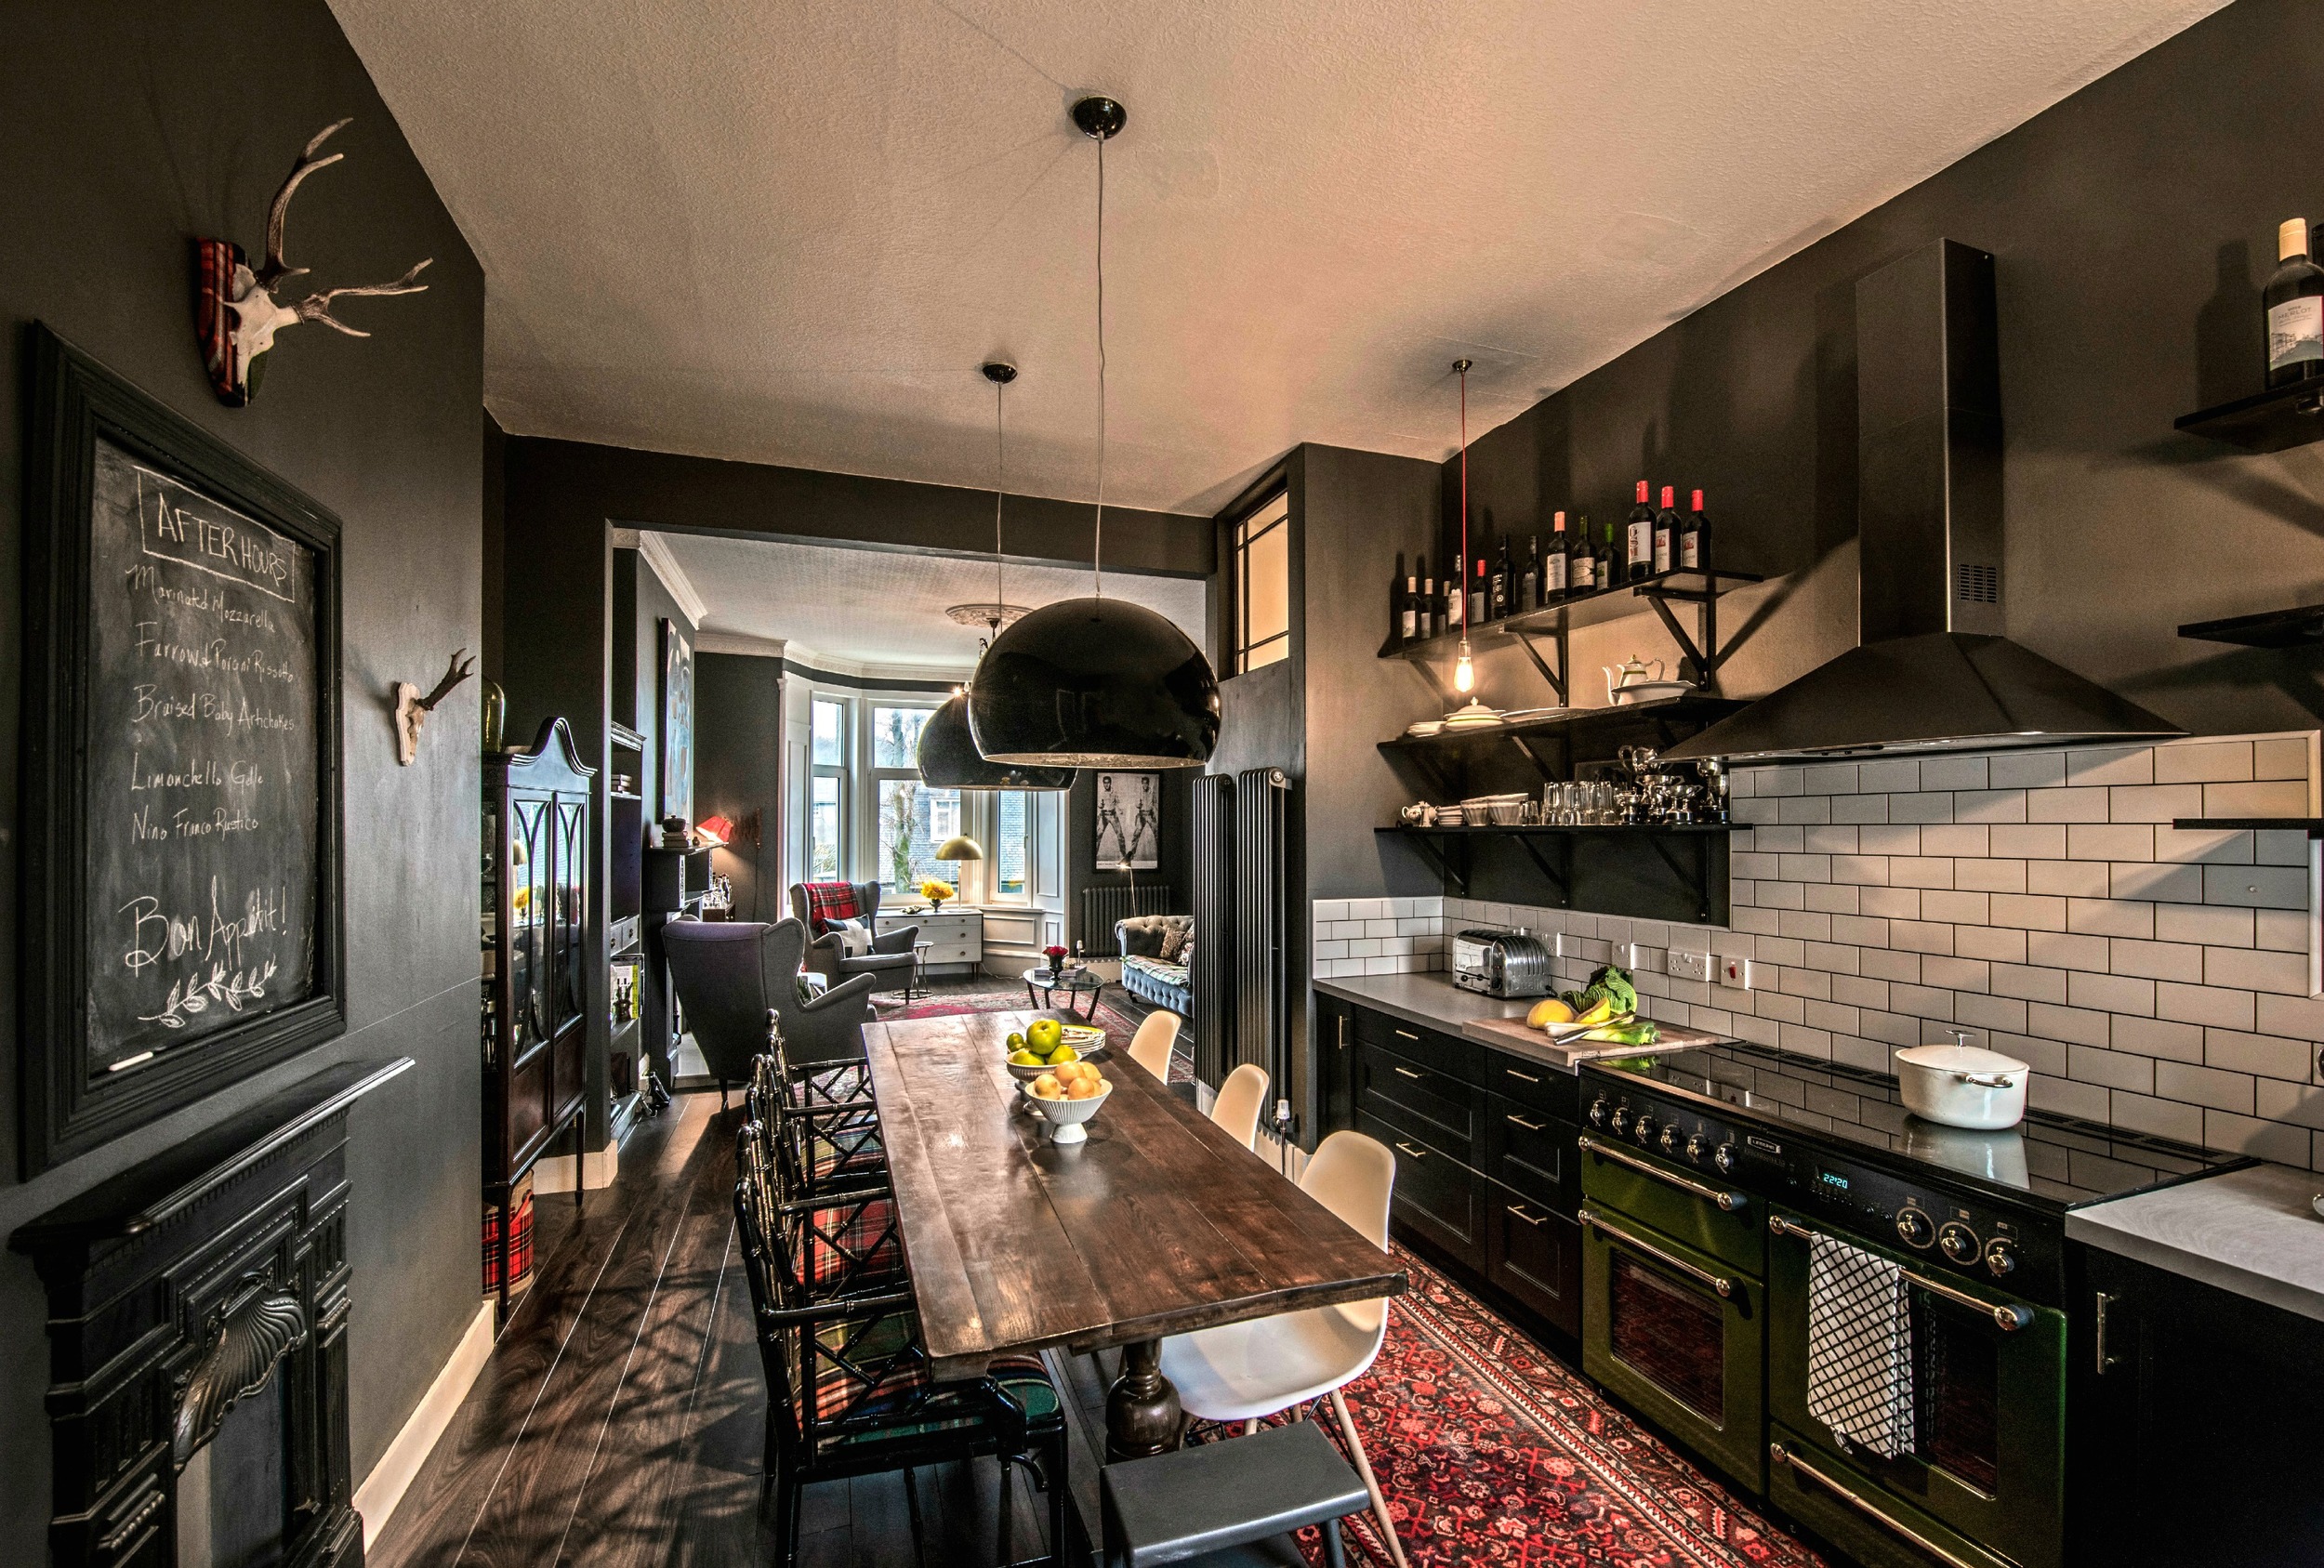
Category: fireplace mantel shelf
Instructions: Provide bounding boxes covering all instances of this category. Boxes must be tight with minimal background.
[12,1056,412,1255]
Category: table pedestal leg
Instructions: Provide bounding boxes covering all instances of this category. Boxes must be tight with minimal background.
[1104,1337,1182,1459]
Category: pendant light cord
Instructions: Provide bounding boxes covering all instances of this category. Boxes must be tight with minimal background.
[1091,130,1107,600]
[994,374,1007,615]
[1458,360,1471,652]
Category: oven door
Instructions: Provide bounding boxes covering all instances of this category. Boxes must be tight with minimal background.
[1580,1203,1765,1494]
[1766,1207,2066,1568]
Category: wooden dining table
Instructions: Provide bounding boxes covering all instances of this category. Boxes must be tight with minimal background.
[861,1011,1407,1458]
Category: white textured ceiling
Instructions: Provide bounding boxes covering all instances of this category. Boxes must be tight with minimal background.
[657,532,1206,672]
[332,0,2225,514]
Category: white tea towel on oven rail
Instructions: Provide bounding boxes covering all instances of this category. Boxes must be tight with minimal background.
[1804,1231,1915,1458]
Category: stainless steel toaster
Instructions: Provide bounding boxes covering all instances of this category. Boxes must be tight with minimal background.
[1450,928,1554,998]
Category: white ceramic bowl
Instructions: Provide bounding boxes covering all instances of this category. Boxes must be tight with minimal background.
[1023,1077,1113,1144]
[1611,679,1697,705]
[1896,1043,2028,1130]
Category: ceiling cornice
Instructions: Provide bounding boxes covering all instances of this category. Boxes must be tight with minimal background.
[622,529,710,628]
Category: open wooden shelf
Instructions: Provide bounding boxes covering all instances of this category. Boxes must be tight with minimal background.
[1374,823,1730,920]
[2176,379,2324,453]
[1383,569,1764,662]
[1380,694,1748,755]
[1376,823,1735,837]
[2172,816,2324,836]
[2179,603,2324,648]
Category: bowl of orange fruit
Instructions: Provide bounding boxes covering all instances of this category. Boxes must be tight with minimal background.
[1022,1061,1112,1144]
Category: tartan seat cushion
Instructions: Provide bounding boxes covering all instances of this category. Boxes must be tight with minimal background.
[809,1129,887,1183]
[1124,954,1192,987]
[802,1196,905,1291]
[799,1313,1060,1453]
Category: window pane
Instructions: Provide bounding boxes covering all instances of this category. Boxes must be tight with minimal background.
[878,779,959,895]
[810,774,841,879]
[998,791,1029,897]
[872,706,931,769]
[812,700,845,767]
[1243,517,1289,665]
[1244,635,1290,671]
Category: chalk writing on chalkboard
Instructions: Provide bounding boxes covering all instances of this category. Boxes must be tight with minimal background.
[86,437,320,1072]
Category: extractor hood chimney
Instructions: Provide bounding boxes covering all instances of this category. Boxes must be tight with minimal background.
[1663,239,2181,764]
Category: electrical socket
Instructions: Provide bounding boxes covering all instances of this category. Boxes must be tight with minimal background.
[1718,956,1761,991]
[1668,950,1713,982]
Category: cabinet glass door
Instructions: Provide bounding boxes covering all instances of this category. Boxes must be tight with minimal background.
[509,797,552,1053]
[550,795,588,1038]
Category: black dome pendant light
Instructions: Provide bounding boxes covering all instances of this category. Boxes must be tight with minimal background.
[918,362,1074,790]
[968,96,1221,770]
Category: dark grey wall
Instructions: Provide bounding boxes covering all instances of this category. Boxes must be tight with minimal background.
[630,555,695,825]
[508,434,1214,580]
[695,652,785,923]
[0,2,485,1545]
[1070,770,1193,946]
[1442,0,2324,734]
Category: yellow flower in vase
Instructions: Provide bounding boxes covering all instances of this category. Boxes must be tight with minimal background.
[919,879,954,909]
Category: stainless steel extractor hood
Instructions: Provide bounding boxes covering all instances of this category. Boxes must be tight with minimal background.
[1663,239,2181,764]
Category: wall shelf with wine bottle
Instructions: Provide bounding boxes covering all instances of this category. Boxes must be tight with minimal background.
[2178,601,2324,647]
[1375,824,1728,919]
[2180,215,2324,450]
[2174,379,2324,452]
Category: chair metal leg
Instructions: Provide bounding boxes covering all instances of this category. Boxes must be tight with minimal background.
[997,1456,1015,1567]
[1046,1430,1070,1568]
[1328,1389,1409,1568]
[1322,1517,1348,1568]
[771,1463,799,1568]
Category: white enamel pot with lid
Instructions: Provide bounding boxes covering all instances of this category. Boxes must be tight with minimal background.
[1895,1033,2029,1130]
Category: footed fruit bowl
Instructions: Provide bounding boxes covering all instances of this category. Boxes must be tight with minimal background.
[1022,1065,1113,1144]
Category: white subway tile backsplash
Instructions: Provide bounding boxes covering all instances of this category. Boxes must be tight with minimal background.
[2157,982,2258,1033]
[2155,740,2253,784]
[2067,824,2153,862]
[1992,964,2069,1004]
[2069,1044,2153,1092]
[1953,789,2029,824]
[2109,1091,2205,1143]
[1861,887,1923,919]
[2204,1027,2311,1082]
[1990,894,2068,931]
[2205,944,2310,995]
[2067,970,2155,1017]
[2067,746,2155,786]
[1832,794,1891,824]
[2107,938,2203,984]
[2203,864,2307,910]
[1991,824,2068,859]
[2203,780,2309,818]
[1859,759,1921,793]
[2255,738,2310,780]
[1956,925,2028,963]
[2109,862,2203,903]
[1920,757,1989,791]
[1860,948,1922,983]
[2067,898,2154,939]
[2027,859,2108,897]
[2028,930,2109,972]
[2028,787,2109,824]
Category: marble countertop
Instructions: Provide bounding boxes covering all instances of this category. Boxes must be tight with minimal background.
[1313,971,1724,1075]
[2067,1161,2324,1324]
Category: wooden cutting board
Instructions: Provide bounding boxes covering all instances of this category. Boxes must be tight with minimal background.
[1461,1014,1723,1070]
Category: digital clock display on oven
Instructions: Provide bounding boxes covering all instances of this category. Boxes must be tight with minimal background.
[1817,1169,1851,1193]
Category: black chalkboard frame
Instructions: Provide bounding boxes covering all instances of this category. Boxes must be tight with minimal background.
[20,324,347,1175]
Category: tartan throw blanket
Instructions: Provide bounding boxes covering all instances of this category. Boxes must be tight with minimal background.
[801,881,863,934]
[1124,955,1191,987]
[1804,1230,1915,1458]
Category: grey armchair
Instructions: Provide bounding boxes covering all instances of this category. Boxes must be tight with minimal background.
[663,918,876,1104]
[787,879,920,990]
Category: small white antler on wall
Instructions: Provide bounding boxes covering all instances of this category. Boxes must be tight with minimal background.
[395,652,474,766]
[194,119,434,405]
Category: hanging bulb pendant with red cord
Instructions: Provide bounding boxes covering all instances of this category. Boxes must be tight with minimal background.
[1452,358,1476,695]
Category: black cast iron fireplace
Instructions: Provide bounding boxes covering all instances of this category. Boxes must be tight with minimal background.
[12,1060,409,1568]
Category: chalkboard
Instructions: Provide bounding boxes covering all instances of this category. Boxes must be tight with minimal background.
[21,326,344,1174]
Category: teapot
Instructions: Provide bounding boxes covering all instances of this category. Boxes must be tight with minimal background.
[1604,655,1665,704]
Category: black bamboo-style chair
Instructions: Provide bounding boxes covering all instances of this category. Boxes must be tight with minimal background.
[733,1135,1071,1566]
[748,1048,885,1203]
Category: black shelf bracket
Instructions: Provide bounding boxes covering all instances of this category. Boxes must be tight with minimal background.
[1512,832,1569,903]
[1508,626,1570,705]
[1644,585,1735,692]
[1639,829,1716,923]
[1400,831,1469,895]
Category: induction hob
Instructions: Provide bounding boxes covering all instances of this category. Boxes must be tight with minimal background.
[1582,1042,2252,1213]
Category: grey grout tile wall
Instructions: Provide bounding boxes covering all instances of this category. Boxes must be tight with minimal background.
[1315,734,2324,1171]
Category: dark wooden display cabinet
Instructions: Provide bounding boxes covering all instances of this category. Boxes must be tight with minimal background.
[482,717,595,1315]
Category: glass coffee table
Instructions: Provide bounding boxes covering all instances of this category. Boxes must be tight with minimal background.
[1023,966,1104,1022]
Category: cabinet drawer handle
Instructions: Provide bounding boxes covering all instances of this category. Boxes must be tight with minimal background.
[1392,1066,1423,1081]
[1579,1135,1748,1212]
[1505,1203,1550,1229]
[1504,1067,1541,1084]
[1392,1140,1428,1162]
[1578,1207,1732,1298]
[1394,1029,1419,1042]
[1505,1113,1545,1132]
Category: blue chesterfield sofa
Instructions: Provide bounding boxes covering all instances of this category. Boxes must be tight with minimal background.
[1114,914,1192,1016]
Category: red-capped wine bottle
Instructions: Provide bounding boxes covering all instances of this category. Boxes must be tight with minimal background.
[1653,486,1680,574]
[1683,490,1711,570]
[1398,553,1418,643]
[1626,481,1655,583]
[2267,217,2324,389]
[1470,556,1488,626]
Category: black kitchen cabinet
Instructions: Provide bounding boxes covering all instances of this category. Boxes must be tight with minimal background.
[2070,1246,2324,1567]
[1355,1039,1478,1161]
[1485,1185,1581,1334]
[1317,997,1356,1136]
[1358,1108,1487,1266]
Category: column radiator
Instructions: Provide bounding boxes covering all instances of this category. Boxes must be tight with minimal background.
[1078,884,1177,956]
[1234,768,1293,1104]
[1189,774,1236,1088]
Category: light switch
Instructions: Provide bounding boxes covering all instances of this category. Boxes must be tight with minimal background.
[1718,956,1760,991]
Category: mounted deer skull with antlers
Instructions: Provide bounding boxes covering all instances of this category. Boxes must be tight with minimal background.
[395,652,474,766]
[194,119,433,405]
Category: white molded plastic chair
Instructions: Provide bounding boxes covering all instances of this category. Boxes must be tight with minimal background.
[1157,1131,1409,1568]
[1127,1010,1181,1081]
[1208,1062,1269,1151]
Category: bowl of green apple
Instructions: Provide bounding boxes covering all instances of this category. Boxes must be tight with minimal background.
[1005,1018,1109,1081]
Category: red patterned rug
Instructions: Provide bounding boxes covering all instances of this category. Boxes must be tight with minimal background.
[1199,1244,1824,1568]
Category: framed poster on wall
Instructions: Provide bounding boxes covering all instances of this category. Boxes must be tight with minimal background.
[19,324,346,1174]
[1093,771,1160,870]
[659,616,693,824]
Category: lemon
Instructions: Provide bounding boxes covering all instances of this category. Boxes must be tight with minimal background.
[1527,997,1575,1028]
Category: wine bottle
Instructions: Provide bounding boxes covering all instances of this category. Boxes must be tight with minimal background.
[1626,481,1656,583]
[1654,486,1680,574]
[1399,560,1419,643]
[1419,554,1438,637]
[1490,534,1511,620]
[1602,518,1620,592]
[1570,513,1595,591]
[1683,490,1710,570]
[2267,217,2324,389]
[1546,511,1570,599]
[1446,552,1464,629]
[1519,534,1539,613]
[1470,556,1488,626]
[1390,550,1407,647]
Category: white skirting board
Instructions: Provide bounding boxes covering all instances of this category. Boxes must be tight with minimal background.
[354,1302,495,1548]
[531,1136,618,1194]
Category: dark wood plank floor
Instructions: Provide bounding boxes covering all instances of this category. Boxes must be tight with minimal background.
[371,1089,1103,1568]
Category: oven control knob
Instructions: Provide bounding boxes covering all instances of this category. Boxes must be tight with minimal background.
[1633,1114,1657,1145]
[1610,1106,1631,1136]
[1684,1133,1709,1163]
[1983,1238,2018,1277]
[1938,1221,1980,1264]
[1588,1097,1608,1127]
[1712,1142,1736,1174]
[1660,1124,1683,1154]
[1895,1209,1934,1248]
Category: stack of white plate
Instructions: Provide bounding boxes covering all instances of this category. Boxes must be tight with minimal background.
[1443,700,1506,729]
